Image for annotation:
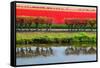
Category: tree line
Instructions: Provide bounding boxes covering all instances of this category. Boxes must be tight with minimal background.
[16,16,53,31]
[16,16,96,31]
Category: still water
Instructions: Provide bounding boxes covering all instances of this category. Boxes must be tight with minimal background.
[16,44,96,65]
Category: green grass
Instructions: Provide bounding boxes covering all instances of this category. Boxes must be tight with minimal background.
[16,24,96,29]
[16,32,96,44]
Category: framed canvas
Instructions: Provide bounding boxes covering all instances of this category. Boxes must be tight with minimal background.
[10,1,98,67]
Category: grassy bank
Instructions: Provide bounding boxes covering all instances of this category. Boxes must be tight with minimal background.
[16,32,96,45]
[16,43,96,48]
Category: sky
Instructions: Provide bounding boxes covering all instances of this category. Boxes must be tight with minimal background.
[16,3,96,24]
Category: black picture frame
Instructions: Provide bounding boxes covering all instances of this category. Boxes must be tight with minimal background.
[10,1,98,67]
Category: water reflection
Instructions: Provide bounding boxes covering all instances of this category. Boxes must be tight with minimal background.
[65,46,96,55]
[16,46,96,57]
[16,47,53,57]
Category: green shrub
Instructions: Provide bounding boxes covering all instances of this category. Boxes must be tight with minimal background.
[16,32,96,44]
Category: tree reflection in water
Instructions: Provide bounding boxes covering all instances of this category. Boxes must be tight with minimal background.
[16,46,96,57]
[16,47,53,57]
[65,46,96,55]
